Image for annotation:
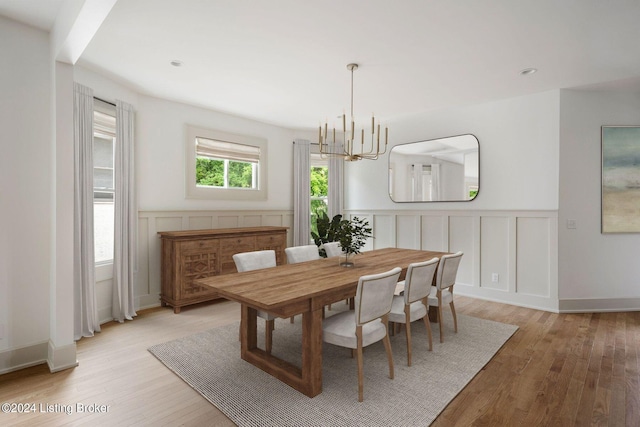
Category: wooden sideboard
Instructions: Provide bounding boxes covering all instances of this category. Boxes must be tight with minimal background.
[158,226,288,313]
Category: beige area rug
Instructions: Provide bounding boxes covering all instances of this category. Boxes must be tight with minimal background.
[148,308,517,427]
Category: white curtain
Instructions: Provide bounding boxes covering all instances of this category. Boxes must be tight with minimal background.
[431,163,441,201]
[73,82,100,339]
[328,143,344,218]
[412,163,423,202]
[112,100,137,322]
[293,139,310,246]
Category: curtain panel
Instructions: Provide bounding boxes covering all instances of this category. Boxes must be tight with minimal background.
[73,82,100,339]
[112,100,137,322]
[293,140,311,246]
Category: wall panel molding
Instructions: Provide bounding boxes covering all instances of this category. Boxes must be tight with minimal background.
[345,208,559,312]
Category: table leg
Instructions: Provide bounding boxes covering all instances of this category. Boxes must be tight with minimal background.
[301,307,323,397]
[240,304,258,357]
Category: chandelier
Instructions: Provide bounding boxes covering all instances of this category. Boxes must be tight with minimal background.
[319,63,388,161]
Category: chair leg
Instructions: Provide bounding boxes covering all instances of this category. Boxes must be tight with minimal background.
[422,315,433,351]
[265,319,274,354]
[356,326,364,402]
[382,317,394,380]
[404,306,412,366]
[450,300,458,333]
[290,316,295,324]
[438,300,444,343]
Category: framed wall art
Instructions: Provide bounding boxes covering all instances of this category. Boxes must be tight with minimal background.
[601,126,640,233]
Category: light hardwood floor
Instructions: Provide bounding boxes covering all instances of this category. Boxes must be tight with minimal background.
[1,297,639,426]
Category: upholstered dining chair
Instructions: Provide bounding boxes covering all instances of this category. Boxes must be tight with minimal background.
[389,257,439,366]
[322,267,401,402]
[322,241,342,258]
[232,250,278,354]
[428,251,463,343]
[285,244,320,264]
[284,245,321,322]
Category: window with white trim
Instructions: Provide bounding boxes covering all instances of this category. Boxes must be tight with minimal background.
[310,153,328,236]
[93,103,116,264]
[185,126,267,200]
[195,137,259,189]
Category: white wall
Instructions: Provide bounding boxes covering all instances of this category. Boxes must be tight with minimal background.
[559,89,640,311]
[0,17,52,368]
[346,90,561,211]
[344,91,561,311]
[136,96,297,211]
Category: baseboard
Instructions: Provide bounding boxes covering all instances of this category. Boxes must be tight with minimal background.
[559,297,640,313]
[455,283,560,313]
[47,340,78,373]
[0,341,48,375]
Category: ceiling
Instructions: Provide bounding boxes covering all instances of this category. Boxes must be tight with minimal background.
[4,0,640,130]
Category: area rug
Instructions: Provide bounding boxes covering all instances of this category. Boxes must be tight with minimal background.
[149,309,517,426]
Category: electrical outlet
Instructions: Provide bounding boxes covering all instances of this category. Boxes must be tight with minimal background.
[491,273,499,283]
[567,219,577,229]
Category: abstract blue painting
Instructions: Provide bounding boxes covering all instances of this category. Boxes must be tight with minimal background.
[602,126,640,233]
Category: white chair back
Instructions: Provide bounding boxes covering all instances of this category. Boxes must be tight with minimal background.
[322,241,342,258]
[404,257,439,304]
[354,267,402,326]
[285,245,320,264]
[434,251,463,290]
[233,250,276,272]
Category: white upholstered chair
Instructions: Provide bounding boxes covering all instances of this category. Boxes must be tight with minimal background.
[285,244,320,264]
[388,257,439,366]
[428,251,463,343]
[284,245,321,322]
[232,250,278,354]
[322,267,401,402]
[322,241,342,258]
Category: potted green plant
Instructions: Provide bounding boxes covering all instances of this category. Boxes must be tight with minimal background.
[312,213,372,266]
[311,212,344,257]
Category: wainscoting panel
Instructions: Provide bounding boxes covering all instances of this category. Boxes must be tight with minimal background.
[480,217,510,291]
[421,215,447,251]
[371,214,393,250]
[448,215,477,287]
[188,216,213,230]
[516,217,551,298]
[396,215,421,249]
[345,209,559,312]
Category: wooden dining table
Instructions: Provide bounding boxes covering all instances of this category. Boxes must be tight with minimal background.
[195,247,449,398]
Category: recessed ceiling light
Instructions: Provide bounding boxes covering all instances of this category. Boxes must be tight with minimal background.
[170,60,183,67]
[520,68,537,76]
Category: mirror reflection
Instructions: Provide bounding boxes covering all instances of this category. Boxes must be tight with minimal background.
[389,134,479,202]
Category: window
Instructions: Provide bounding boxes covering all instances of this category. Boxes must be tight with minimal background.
[310,153,328,236]
[93,103,116,264]
[195,138,259,189]
[186,126,267,200]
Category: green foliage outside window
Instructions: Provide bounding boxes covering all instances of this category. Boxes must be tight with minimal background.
[196,157,253,188]
[310,166,328,236]
[228,161,253,188]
